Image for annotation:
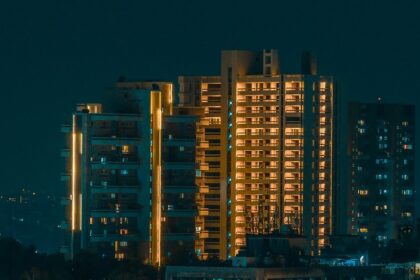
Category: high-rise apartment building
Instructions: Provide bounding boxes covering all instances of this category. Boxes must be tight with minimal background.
[161,108,201,263]
[62,80,184,265]
[348,102,415,243]
[179,49,337,259]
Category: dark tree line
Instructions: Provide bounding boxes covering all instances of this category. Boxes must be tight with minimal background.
[0,238,158,280]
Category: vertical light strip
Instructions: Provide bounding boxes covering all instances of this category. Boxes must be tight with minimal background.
[156,94,162,266]
[79,133,83,155]
[151,91,162,266]
[79,194,83,230]
[168,84,173,105]
[329,81,334,235]
[71,115,76,231]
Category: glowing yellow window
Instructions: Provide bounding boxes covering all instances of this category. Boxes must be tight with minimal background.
[122,145,130,154]
[358,190,368,196]
[360,228,368,233]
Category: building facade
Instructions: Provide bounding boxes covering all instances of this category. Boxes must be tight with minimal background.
[179,49,337,259]
[348,102,415,242]
[161,110,201,263]
[62,81,178,265]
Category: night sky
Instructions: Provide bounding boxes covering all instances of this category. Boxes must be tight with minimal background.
[0,0,419,198]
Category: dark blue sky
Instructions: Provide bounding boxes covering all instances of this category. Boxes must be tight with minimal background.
[0,0,419,195]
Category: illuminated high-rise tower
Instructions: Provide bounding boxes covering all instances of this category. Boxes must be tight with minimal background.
[179,49,337,259]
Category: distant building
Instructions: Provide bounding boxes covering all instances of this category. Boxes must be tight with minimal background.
[179,49,337,258]
[62,81,187,265]
[348,102,415,242]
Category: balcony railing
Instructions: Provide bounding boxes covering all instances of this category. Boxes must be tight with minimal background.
[237,131,278,136]
[237,121,279,125]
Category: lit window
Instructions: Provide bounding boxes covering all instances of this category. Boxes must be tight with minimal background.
[377,235,387,241]
[120,241,128,247]
[115,253,125,260]
[360,227,368,233]
[403,144,413,150]
[358,190,368,196]
[402,189,413,196]
[379,189,388,195]
[122,145,129,154]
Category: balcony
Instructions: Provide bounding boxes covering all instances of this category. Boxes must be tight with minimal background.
[165,209,196,218]
[201,100,221,107]
[90,209,140,218]
[91,135,141,145]
[237,120,279,125]
[90,185,140,194]
[199,186,209,193]
[164,233,195,241]
[198,141,210,149]
[199,208,210,216]
[236,110,279,116]
[91,204,142,217]
[90,157,140,169]
[164,185,196,194]
[236,132,279,140]
[237,88,279,95]
[236,154,279,160]
[198,231,210,239]
[237,99,278,106]
[236,142,279,147]
[90,233,140,242]
[236,165,279,171]
[198,163,209,171]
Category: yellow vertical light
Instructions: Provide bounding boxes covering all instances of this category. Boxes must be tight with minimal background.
[168,84,173,105]
[79,133,83,155]
[71,115,76,231]
[157,92,162,266]
[151,90,162,266]
[79,194,83,230]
